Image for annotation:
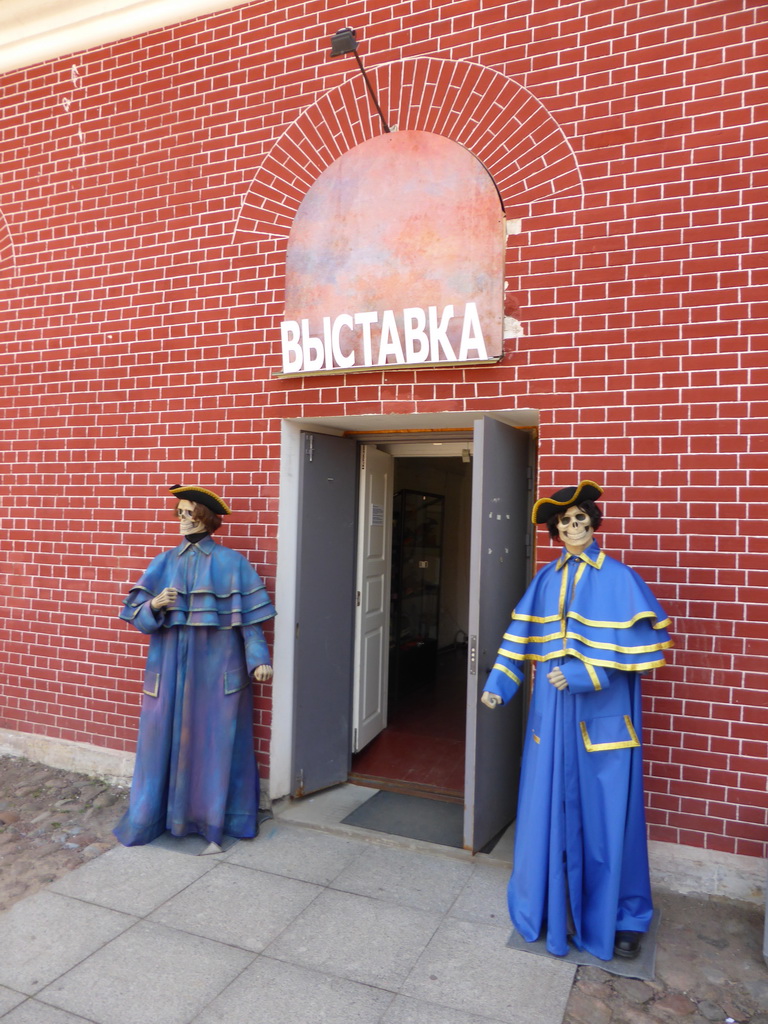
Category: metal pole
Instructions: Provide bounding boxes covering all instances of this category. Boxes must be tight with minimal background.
[353,51,391,134]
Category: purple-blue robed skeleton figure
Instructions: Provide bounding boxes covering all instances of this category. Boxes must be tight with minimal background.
[114,485,276,853]
[481,481,672,961]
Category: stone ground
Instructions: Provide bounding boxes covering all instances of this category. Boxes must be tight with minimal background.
[0,753,766,1023]
[0,753,129,912]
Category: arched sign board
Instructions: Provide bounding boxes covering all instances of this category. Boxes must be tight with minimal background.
[279,130,505,376]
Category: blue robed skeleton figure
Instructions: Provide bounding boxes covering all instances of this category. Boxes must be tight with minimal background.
[114,485,276,854]
[481,481,672,961]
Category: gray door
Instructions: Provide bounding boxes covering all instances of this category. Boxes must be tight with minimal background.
[464,416,533,852]
[292,431,358,797]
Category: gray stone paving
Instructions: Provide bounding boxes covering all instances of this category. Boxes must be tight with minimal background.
[1,755,766,1024]
[1,818,574,1024]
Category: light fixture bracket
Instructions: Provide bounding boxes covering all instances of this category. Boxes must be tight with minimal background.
[330,27,358,57]
[328,27,391,134]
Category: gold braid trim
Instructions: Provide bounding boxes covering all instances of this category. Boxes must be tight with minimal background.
[580,715,640,752]
[170,485,232,515]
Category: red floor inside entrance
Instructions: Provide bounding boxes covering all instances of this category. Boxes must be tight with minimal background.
[349,648,467,801]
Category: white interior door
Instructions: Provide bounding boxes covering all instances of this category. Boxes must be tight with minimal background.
[352,445,394,752]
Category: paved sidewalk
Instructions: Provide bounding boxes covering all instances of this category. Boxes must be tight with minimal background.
[0,806,574,1024]
[1,765,766,1023]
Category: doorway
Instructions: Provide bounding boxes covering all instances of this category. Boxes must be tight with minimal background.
[282,411,535,852]
[349,449,473,804]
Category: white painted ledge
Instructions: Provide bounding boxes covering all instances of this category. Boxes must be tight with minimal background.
[0,0,253,74]
[648,838,766,906]
[0,727,134,786]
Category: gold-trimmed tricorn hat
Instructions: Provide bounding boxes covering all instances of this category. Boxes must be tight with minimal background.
[531,480,603,525]
[169,484,232,516]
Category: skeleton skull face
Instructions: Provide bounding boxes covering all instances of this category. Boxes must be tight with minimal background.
[556,505,593,555]
[176,499,206,536]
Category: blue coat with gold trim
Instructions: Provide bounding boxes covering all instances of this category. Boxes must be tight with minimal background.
[484,539,672,961]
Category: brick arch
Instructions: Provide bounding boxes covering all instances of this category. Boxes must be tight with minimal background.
[0,209,15,276]
[234,57,583,240]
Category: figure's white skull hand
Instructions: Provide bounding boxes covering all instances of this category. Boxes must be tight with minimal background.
[176,499,206,535]
[556,505,593,555]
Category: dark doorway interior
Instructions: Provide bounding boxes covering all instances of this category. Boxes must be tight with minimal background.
[349,454,472,803]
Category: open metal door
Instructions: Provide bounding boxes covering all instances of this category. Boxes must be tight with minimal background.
[292,431,358,797]
[464,417,532,852]
[352,445,394,752]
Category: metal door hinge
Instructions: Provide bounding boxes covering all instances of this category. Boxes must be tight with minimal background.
[469,635,477,676]
[305,434,314,462]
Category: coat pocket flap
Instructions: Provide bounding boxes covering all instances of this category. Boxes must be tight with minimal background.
[580,714,639,752]
[224,669,251,695]
[143,672,160,698]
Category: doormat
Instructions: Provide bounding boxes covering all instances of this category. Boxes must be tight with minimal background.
[505,909,660,981]
[341,790,464,848]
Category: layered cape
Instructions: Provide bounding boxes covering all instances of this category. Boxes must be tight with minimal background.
[119,535,276,630]
[114,536,275,847]
[489,541,672,695]
[484,540,672,960]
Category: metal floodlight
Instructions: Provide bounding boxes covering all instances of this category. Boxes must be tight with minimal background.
[330,27,358,57]
[329,27,391,134]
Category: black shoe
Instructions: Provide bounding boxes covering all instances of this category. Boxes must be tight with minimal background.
[614,930,642,959]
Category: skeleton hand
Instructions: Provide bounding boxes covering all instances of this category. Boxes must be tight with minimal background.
[253,665,273,682]
[547,667,568,690]
[150,587,178,610]
[481,691,502,709]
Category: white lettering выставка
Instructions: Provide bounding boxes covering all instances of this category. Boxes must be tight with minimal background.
[280,302,488,374]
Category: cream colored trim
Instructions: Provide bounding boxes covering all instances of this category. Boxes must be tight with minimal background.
[0,0,254,75]
[142,672,160,697]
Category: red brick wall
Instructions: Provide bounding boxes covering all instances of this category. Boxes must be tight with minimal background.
[0,0,765,858]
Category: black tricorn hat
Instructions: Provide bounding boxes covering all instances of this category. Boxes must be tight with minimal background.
[169,484,231,516]
[531,480,603,525]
